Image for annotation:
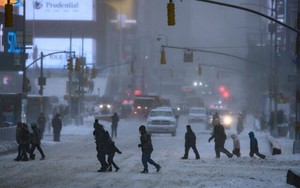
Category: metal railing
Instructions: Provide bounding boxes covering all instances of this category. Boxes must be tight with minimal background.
[0,126,16,142]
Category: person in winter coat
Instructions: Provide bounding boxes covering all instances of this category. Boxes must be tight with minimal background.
[208,121,233,158]
[231,134,241,157]
[236,113,244,135]
[138,125,161,173]
[29,123,46,160]
[37,112,47,139]
[248,131,266,159]
[104,131,122,172]
[111,112,119,138]
[93,119,109,172]
[52,113,62,142]
[181,125,200,160]
[14,122,23,161]
[19,123,31,161]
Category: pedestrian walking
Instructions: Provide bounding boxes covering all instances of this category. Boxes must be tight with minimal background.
[111,112,119,138]
[29,123,46,160]
[208,120,233,158]
[52,113,62,142]
[104,131,122,172]
[37,112,47,139]
[19,123,31,161]
[231,134,241,157]
[138,125,161,173]
[14,122,23,161]
[181,125,200,160]
[236,113,244,135]
[93,119,109,172]
[248,131,266,159]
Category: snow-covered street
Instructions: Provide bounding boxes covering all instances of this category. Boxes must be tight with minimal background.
[0,115,299,188]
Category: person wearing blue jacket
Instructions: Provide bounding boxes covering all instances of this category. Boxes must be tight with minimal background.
[248,131,266,159]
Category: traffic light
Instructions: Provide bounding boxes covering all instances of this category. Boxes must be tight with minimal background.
[23,77,31,93]
[75,58,81,72]
[67,58,73,71]
[160,48,166,64]
[167,0,175,26]
[5,3,13,27]
[92,66,97,78]
[198,64,202,75]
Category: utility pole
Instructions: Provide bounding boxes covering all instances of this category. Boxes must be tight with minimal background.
[294,1,300,154]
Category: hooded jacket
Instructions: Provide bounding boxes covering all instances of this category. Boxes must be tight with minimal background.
[248,131,258,152]
[139,125,153,153]
[185,125,196,146]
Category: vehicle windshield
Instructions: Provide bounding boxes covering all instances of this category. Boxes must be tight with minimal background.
[190,108,205,114]
[208,109,230,116]
[149,110,174,117]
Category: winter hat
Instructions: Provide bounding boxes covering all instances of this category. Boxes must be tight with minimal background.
[248,131,254,137]
[186,125,191,130]
[31,123,37,128]
[139,125,146,133]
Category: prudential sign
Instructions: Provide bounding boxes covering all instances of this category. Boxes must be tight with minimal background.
[25,0,95,21]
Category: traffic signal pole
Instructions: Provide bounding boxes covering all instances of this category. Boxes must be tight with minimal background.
[193,0,300,153]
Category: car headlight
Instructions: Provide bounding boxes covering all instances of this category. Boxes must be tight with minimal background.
[223,116,233,125]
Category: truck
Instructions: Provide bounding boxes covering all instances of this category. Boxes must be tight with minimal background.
[133,95,160,118]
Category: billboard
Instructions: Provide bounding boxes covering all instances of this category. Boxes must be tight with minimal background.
[26,38,95,68]
[24,0,95,21]
[0,12,24,71]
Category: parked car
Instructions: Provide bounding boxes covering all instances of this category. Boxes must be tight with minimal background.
[188,107,207,123]
[146,107,178,136]
[206,107,233,129]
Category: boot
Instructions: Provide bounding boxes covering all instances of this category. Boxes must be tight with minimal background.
[140,169,148,173]
[115,167,120,172]
[156,165,161,172]
[107,167,112,172]
[181,156,188,159]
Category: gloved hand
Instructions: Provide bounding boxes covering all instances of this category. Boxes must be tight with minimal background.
[138,144,142,148]
[119,151,122,154]
[208,138,212,143]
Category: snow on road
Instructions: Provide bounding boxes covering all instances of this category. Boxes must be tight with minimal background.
[0,115,299,188]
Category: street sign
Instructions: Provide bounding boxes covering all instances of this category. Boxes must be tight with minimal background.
[16,31,33,46]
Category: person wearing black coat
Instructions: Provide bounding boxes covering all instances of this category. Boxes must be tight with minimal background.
[29,123,46,160]
[248,131,266,159]
[208,121,233,158]
[14,122,23,161]
[37,112,47,139]
[19,123,31,161]
[181,125,200,160]
[93,119,109,172]
[111,112,119,138]
[52,113,62,142]
[105,131,122,172]
[138,125,161,173]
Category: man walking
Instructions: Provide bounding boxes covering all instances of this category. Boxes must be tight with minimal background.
[181,125,200,160]
[208,120,233,158]
[138,125,161,173]
[111,112,119,138]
